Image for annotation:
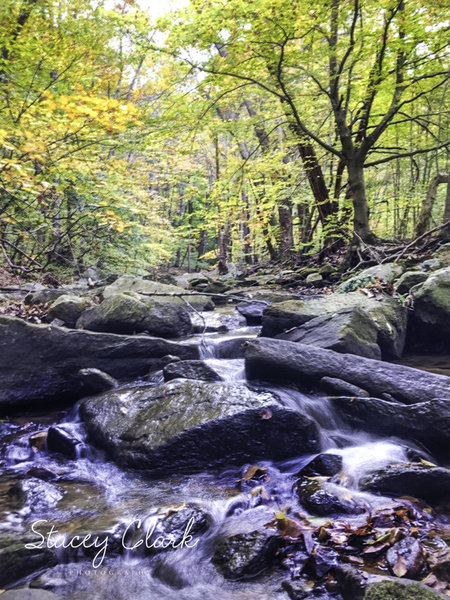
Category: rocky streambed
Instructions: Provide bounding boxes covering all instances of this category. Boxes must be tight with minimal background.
[0,266,450,600]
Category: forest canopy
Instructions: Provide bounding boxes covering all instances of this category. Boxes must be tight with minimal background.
[0,0,448,276]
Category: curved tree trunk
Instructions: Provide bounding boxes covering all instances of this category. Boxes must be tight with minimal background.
[415,173,449,237]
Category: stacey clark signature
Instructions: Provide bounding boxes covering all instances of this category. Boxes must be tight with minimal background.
[25,517,199,568]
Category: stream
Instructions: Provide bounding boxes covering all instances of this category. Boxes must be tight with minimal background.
[0,312,447,599]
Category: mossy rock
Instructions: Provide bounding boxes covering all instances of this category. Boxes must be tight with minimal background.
[364,580,446,599]
[337,263,404,294]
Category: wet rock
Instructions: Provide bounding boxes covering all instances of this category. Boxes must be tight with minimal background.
[364,580,446,599]
[76,293,192,338]
[299,453,343,477]
[47,425,83,459]
[215,337,250,359]
[386,537,425,579]
[7,477,64,513]
[329,396,450,458]
[276,307,382,360]
[103,275,214,311]
[79,380,320,476]
[236,301,267,325]
[337,263,404,294]
[46,295,92,328]
[78,368,117,394]
[0,532,58,586]
[319,376,370,398]
[332,563,368,600]
[261,291,406,359]
[281,580,309,599]
[0,315,197,412]
[163,360,222,382]
[359,463,450,503]
[0,591,62,600]
[244,339,450,405]
[394,271,428,294]
[296,477,355,516]
[411,267,450,347]
[212,530,282,579]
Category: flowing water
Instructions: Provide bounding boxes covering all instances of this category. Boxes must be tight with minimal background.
[0,315,444,599]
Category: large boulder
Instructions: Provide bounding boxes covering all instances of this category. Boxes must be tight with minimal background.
[337,263,404,294]
[46,294,93,327]
[0,316,197,412]
[275,307,381,360]
[0,532,57,587]
[411,267,450,345]
[394,271,428,294]
[76,293,192,338]
[103,275,214,311]
[79,379,320,476]
[261,291,407,359]
[163,360,223,382]
[359,463,450,503]
[329,396,450,458]
[244,339,450,405]
[364,580,446,600]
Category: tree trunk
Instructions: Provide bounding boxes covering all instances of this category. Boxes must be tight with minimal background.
[218,223,231,274]
[440,175,450,242]
[415,173,449,237]
[347,160,376,243]
[277,201,294,259]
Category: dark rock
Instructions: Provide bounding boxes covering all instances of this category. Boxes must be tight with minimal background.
[46,425,83,459]
[163,360,222,382]
[276,307,381,360]
[329,396,450,458]
[76,293,192,338]
[411,267,450,346]
[212,530,282,579]
[332,563,368,600]
[244,338,450,405]
[296,476,355,516]
[261,292,407,359]
[386,537,425,579]
[299,453,343,477]
[78,368,118,393]
[320,376,370,398]
[236,301,267,325]
[24,289,67,305]
[29,431,48,451]
[359,463,450,503]
[0,532,58,587]
[215,337,250,359]
[0,315,197,412]
[364,580,446,599]
[79,380,320,476]
[160,355,182,366]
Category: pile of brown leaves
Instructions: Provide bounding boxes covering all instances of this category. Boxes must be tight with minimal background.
[0,300,49,323]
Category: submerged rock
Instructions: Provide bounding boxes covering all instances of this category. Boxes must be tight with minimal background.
[212,530,282,579]
[76,293,192,338]
[359,463,450,503]
[7,477,64,513]
[244,338,450,405]
[163,360,223,382]
[261,291,406,359]
[329,396,450,458]
[0,315,197,412]
[79,380,320,476]
[0,532,57,587]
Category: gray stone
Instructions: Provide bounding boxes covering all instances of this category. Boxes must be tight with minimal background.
[7,478,64,513]
[46,295,92,327]
[359,463,450,503]
[78,368,118,393]
[0,316,197,412]
[103,275,214,311]
[411,267,450,344]
[76,293,192,338]
[261,291,407,359]
[244,338,450,405]
[212,530,282,579]
[275,307,382,360]
[0,591,61,600]
[0,533,57,587]
[163,360,223,382]
[305,272,323,284]
[329,396,450,458]
[394,271,428,294]
[236,301,267,325]
[24,289,67,305]
[296,476,355,516]
[320,376,370,398]
[419,258,442,272]
[79,380,320,476]
[337,263,404,294]
[386,537,425,579]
